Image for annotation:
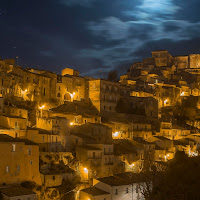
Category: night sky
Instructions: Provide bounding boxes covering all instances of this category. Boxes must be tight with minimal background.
[1,0,200,77]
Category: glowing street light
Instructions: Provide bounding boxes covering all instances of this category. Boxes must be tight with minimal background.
[69,92,76,101]
[164,99,168,104]
[39,105,45,109]
[83,167,88,174]
[21,89,28,97]
[39,105,45,117]
[180,92,185,96]
[113,132,119,137]
[70,122,74,126]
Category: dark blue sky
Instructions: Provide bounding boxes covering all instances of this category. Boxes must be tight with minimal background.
[1,0,200,77]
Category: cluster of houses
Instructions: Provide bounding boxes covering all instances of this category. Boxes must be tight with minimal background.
[0,50,200,199]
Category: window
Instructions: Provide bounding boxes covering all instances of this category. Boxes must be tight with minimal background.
[12,144,16,152]
[58,86,60,91]
[53,176,55,181]
[42,136,45,142]
[17,165,20,172]
[115,189,118,195]
[43,88,46,96]
[15,122,18,127]
[30,160,33,165]
[126,188,129,193]
[52,136,54,142]
[136,185,138,193]
[6,166,9,173]
[57,93,61,97]
[28,147,32,155]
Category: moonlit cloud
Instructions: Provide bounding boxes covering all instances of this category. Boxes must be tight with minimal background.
[1,0,200,77]
[137,0,180,15]
[88,17,131,41]
[79,0,200,76]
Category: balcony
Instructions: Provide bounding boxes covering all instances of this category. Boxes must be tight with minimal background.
[104,162,113,165]
[104,152,113,155]
[88,156,102,160]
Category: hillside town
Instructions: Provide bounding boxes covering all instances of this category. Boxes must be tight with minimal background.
[1,50,200,199]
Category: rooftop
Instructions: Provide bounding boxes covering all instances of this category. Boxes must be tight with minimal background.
[0,134,37,145]
[97,176,131,186]
[154,136,172,141]
[81,187,110,196]
[0,114,26,119]
[0,186,36,197]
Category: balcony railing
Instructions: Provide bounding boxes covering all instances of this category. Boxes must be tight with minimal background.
[104,152,113,155]
[104,162,113,165]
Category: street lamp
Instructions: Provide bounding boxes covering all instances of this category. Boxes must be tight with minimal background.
[84,167,88,174]
[69,92,76,101]
[39,105,45,117]
[113,132,119,138]
[180,92,185,96]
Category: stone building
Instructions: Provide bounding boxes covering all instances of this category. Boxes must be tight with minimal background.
[89,79,130,113]
[57,68,87,102]
[0,134,41,185]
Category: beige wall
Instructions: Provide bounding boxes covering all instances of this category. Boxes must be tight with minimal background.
[0,142,41,185]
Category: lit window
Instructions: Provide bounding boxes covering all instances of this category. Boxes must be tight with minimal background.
[6,166,9,173]
[12,144,16,152]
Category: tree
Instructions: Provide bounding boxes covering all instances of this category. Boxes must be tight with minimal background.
[151,151,200,200]
[107,70,118,82]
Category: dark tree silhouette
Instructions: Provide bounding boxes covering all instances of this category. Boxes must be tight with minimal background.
[107,70,118,82]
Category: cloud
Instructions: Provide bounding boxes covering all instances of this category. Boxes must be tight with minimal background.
[79,0,200,77]
[87,17,131,41]
[137,0,180,15]
[40,50,55,57]
[58,0,96,7]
